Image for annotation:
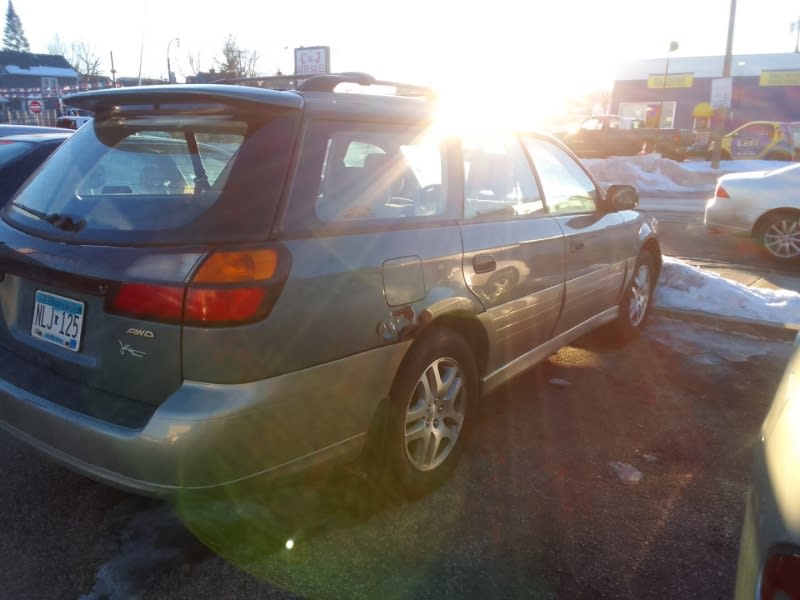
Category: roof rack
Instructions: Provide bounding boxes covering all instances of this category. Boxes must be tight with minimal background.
[210,73,312,89]
[213,72,436,99]
[297,73,435,98]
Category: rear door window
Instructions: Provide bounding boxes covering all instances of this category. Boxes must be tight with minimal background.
[462,135,545,219]
[282,120,455,231]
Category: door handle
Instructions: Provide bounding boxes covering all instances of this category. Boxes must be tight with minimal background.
[570,239,585,252]
[472,254,497,274]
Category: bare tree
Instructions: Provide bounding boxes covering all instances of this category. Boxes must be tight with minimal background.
[47,34,68,57]
[215,34,259,78]
[47,36,102,78]
[71,41,101,77]
[186,52,203,76]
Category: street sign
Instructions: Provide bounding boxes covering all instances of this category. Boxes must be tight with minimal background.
[710,78,732,109]
[28,99,43,114]
[294,46,330,75]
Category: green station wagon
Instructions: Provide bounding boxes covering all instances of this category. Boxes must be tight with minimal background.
[0,74,661,497]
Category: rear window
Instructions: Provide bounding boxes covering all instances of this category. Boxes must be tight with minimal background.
[0,140,34,167]
[4,113,298,245]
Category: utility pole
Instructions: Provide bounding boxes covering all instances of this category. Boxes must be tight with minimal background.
[793,16,800,53]
[711,0,737,169]
[659,41,679,128]
[109,51,116,87]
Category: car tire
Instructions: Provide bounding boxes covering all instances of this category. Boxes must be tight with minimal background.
[765,151,791,161]
[612,250,656,342]
[381,328,478,496]
[709,150,731,161]
[756,211,800,263]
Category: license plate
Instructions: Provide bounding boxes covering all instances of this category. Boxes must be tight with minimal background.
[31,290,85,352]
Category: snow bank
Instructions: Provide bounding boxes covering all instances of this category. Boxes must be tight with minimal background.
[583,155,789,194]
[655,256,800,325]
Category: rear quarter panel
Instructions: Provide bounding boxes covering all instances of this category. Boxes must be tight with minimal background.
[181,226,469,383]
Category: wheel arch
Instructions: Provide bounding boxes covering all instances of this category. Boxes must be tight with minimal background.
[412,312,489,381]
[641,237,663,280]
[362,310,487,488]
[751,207,800,238]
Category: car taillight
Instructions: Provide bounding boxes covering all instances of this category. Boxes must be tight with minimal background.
[109,247,289,326]
[185,249,281,325]
[715,185,730,199]
[761,552,800,600]
[111,282,184,322]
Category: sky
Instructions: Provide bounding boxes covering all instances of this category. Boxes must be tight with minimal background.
[11,0,800,118]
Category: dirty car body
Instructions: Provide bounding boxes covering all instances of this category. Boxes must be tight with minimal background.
[736,332,800,599]
[0,76,661,497]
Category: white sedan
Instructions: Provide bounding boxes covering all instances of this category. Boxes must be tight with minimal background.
[705,163,800,263]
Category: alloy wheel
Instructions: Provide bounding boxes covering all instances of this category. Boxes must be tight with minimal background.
[764,216,800,259]
[628,263,651,327]
[404,357,466,472]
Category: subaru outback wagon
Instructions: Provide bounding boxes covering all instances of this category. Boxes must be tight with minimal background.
[0,73,661,497]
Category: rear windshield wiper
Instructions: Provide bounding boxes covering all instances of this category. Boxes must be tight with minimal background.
[10,203,86,232]
[184,132,211,193]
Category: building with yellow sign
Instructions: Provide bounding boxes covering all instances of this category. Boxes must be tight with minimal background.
[611,53,800,133]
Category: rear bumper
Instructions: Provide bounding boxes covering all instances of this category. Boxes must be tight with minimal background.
[0,341,410,497]
[704,198,754,237]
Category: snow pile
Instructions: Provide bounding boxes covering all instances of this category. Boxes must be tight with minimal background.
[655,256,800,325]
[583,155,788,194]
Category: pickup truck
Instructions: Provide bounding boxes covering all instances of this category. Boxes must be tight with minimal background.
[557,114,696,162]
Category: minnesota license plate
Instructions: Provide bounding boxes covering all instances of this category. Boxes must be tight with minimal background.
[31,290,85,352]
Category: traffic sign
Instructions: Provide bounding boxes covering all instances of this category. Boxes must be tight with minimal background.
[710,78,732,110]
[28,99,43,114]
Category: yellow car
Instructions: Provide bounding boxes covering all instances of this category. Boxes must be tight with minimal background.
[709,121,795,161]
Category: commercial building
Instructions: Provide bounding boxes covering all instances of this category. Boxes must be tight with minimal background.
[611,52,800,134]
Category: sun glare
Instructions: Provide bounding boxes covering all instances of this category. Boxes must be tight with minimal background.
[431,78,569,138]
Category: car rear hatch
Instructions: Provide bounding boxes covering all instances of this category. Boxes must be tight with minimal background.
[0,85,301,427]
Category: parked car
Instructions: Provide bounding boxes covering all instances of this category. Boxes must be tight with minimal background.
[0,74,661,498]
[789,121,800,160]
[54,115,92,130]
[705,163,800,263]
[735,332,800,600]
[0,132,72,203]
[557,114,695,161]
[706,121,795,161]
[0,124,73,136]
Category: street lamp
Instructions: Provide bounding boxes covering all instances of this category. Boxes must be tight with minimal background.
[658,41,679,128]
[166,37,180,84]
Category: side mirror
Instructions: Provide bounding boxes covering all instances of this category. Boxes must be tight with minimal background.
[606,184,639,211]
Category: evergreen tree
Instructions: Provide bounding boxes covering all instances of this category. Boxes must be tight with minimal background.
[3,1,29,52]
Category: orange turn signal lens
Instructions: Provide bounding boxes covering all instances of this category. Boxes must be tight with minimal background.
[193,250,278,284]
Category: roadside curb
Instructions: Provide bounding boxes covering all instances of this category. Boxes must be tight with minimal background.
[653,306,799,341]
